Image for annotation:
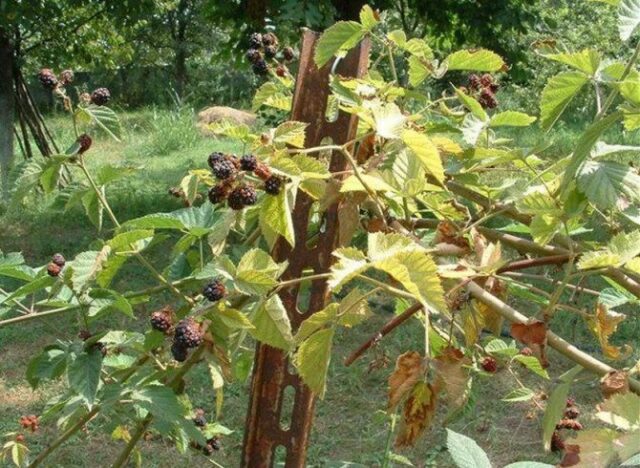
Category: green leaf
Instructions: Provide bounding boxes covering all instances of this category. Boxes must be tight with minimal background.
[259,190,295,248]
[622,453,640,466]
[561,111,622,193]
[75,105,121,141]
[108,229,154,253]
[293,327,335,398]
[489,111,537,127]
[454,87,489,121]
[502,387,536,402]
[540,72,589,130]
[359,5,379,31]
[82,189,104,231]
[131,384,184,422]
[250,296,293,351]
[314,21,365,68]
[328,247,369,292]
[71,247,111,292]
[446,429,492,468]
[67,348,103,407]
[512,355,550,379]
[295,304,338,343]
[26,347,67,388]
[340,173,397,193]
[402,130,445,184]
[619,0,640,40]
[337,288,372,327]
[577,160,640,209]
[445,49,505,72]
[542,368,581,451]
[274,121,307,148]
[6,275,56,302]
[544,49,601,75]
[216,308,255,330]
[408,55,431,87]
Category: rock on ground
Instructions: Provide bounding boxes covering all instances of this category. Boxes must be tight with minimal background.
[197,106,256,136]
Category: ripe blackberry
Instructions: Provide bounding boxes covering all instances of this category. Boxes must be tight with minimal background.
[59,69,74,85]
[252,59,269,76]
[78,329,92,341]
[237,184,257,206]
[227,188,245,210]
[253,163,272,181]
[38,69,58,90]
[51,253,66,267]
[174,318,203,348]
[481,356,497,373]
[208,183,231,204]
[264,175,283,195]
[209,437,221,450]
[193,408,207,427]
[283,47,295,62]
[262,32,278,47]
[478,89,497,109]
[207,151,225,169]
[211,157,237,180]
[276,65,286,77]
[90,87,111,106]
[203,279,226,302]
[47,262,62,277]
[468,74,481,91]
[246,49,262,64]
[249,32,263,49]
[240,154,257,171]
[77,133,92,154]
[171,342,189,362]
[150,308,173,333]
[264,45,277,60]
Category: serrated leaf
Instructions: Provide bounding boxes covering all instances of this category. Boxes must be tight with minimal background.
[408,55,431,87]
[619,0,640,40]
[589,303,632,359]
[540,72,589,130]
[340,173,396,193]
[293,328,334,398]
[454,87,488,121]
[489,111,537,127]
[250,296,293,351]
[26,347,67,388]
[502,387,536,402]
[578,160,640,209]
[76,105,121,141]
[273,121,307,148]
[433,347,471,409]
[544,49,601,75]
[295,304,338,343]
[71,247,111,292]
[259,189,295,248]
[388,351,424,410]
[445,49,505,72]
[513,355,550,379]
[446,429,492,468]
[314,21,365,68]
[359,5,379,31]
[597,391,640,429]
[131,384,184,422]
[337,288,372,327]
[328,247,369,292]
[395,381,437,447]
[402,130,444,183]
[67,348,102,407]
[216,308,254,330]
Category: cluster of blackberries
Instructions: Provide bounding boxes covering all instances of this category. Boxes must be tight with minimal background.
[37,68,74,90]
[551,398,583,452]
[207,152,285,211]
[171,318,203,362]
[191,409,222,455]
[202,279,226,302]
[150,307,174,333]
[46,253,66,277]
[19,415,39,433]
[245,31,295,77]
[467,73,499,109]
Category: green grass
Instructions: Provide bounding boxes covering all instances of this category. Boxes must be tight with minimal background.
[0,108,636,467]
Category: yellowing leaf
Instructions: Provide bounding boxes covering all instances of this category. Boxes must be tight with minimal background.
[544,49,601,76]
[388,351,424,410]
[293,328,335,398]
[431,136,463,156]
[445,49,505,72]
[259,189,295,247]
[250,296,293,351]
[328,247,369,292]
[433,347,471,409]
[340,173,397,193]
[589,303,632,359]
[337,288,372,327]
[395,381,437,447]
[402,129,445,183]
[273,121,307,148]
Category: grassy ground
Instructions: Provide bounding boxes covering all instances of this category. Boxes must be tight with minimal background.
[0,108,637,467]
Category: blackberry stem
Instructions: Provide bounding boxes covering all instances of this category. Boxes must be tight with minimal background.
[77,159,195,306]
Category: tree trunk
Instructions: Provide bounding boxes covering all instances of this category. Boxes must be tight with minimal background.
[0,30,14,198]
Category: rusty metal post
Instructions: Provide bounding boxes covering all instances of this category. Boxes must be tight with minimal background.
[241,30,370,467]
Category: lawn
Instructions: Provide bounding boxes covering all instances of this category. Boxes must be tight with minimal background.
[0,107,637,467]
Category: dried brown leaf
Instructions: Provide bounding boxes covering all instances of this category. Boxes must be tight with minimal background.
[388,351,424,410]
[589,303,631,360]
[394,381,437,447]
[433,346,471,409]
